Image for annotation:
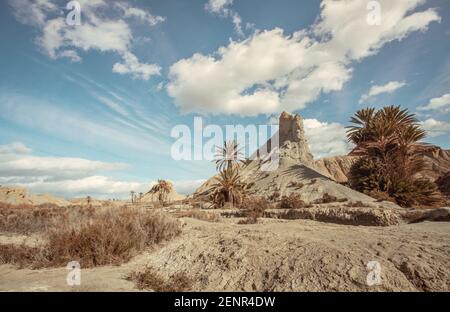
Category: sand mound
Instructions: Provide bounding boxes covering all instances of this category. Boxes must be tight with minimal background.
[143,218,450,291]
[0,186,69,207]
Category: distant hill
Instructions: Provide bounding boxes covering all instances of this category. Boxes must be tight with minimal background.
[0,186,70,206]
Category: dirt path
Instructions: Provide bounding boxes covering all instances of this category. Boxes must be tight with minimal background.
[1,219,449,292]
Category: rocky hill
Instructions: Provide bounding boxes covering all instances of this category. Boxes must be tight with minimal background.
[195,112,398,208]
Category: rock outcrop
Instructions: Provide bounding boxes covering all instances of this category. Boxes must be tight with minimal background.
[278,111,314,165]
[314,156,359,183]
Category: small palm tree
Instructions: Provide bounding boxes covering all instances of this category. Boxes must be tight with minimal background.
[214,140,245,172]
[150,180,173,204]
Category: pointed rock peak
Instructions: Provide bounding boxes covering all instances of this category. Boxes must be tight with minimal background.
[278,111,314,164]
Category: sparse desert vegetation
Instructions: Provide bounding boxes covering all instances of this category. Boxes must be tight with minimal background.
[0,205,181,269]
[127,267,192,292]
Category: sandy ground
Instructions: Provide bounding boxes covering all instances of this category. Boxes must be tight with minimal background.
[0,218,449,292]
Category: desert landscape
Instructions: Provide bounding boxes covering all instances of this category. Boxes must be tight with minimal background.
[1,0,449,296]
[1,111,449,292]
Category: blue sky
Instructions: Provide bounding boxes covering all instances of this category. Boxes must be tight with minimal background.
[0,0,449,198]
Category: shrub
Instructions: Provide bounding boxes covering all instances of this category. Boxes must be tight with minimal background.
[127,267,192,292]
[349,157,442,207]
[267,191,280,202]
[344,201,366,208]
[313,193,348,204]
[278,193,309,209]
[436,173,450,196]
[238,197,269,224]
[0,205,71,235]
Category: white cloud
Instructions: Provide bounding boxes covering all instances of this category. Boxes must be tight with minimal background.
[420,118,450,137]
[113,52,161,81]
[0,142,32,155]
[0,142,143,198]
[359,81,406,104]
[9,0,58,27]
[417,93,450,113]
[169,0,440,116]
[0,142,127,180]
[0,142,203,198]
[58,50,81,63]
[205,0,244,37]
[115,2,165,26]
[9,0,163,80]
[303,119,353,159]
[17,176,148,199]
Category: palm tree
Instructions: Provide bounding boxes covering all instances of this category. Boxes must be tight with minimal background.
[209,166,246,207]
[214,140,245,172]
[346,105,439,207]
[130,191,135,203]
[150,180,173,204]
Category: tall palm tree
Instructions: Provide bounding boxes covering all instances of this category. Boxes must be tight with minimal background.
[150,180,173,204]
[214,140,245,172]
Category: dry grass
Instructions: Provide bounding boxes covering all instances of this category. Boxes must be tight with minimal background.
[127,267,192,292]
[0,204,94,235]
[0,206,181,269]
[174,209,220,222]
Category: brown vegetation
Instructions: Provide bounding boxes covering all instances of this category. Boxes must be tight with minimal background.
[238,197,269,224]
[313,193,348,204]
[277,193,310,209]
[347,106,442,207]
[0,206,181,269]
[127,267,192,292]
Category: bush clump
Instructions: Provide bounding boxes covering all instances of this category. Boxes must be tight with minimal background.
[127,267,192,292]
[238,197,270,224]
[278,193,309,209]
